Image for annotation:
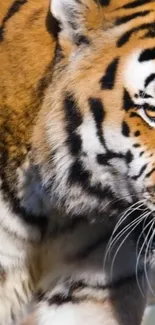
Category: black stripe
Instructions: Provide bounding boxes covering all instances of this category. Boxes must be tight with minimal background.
[89,97,105,145]
[132,164,147,180]
[94,0,110,6]
[97,154,110,166]
[139,47,155,62]
[121,0,153,9]
[146,167,155,178]
[144,27,155,39]
[122,121,130,137]
[69,160,91,186]
[68,159,129,211]
[97,150,133,165]
[44,270,144,306]
[117,22,155,47]
[145,74,155,88]
[126,150,133,164]
[115,10,150,26]
[64,93,83,156]
[68,160,114,200]
[97,151,124,165]
[100,58,119,90]
[48,293,77,305]
[123,89,134,111]
[0,0,27,42]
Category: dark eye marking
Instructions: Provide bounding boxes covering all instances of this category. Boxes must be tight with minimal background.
[122,121,130,137]
[89,97,105,145]
[100,58,119,90]
[139,47,155,62]
[139,151,144,157]
[123,89,134,111]
[145,74,155,88]
[64,93,83,155]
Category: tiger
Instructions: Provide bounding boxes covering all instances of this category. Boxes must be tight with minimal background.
[1,0,155,324]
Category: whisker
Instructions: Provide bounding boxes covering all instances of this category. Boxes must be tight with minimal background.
[135,214,153,296]
[144,221,155,297]
[136,214,150,258]
[104,201,146,263]
[109,214,147,281]
[105,208,148,264]
[101,193,143,214]
[114,200,146,234]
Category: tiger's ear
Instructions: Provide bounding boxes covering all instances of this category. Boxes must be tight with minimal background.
[51,0,87,41]
[51,0,101,45]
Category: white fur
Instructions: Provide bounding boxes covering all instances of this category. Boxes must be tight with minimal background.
[51,0,81,38]
[37,301,120,325]
[123,49,155,106]
[51,0,76,21]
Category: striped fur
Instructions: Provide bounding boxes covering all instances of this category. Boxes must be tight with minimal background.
[1,0,155,324]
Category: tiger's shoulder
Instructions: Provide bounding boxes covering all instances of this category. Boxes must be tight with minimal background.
[0,2,59,323]
[0,0,58,225]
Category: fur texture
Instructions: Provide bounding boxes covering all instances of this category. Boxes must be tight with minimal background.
[1,0,155,324]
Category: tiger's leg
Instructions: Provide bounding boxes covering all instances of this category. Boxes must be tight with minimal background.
[21,273,146,325]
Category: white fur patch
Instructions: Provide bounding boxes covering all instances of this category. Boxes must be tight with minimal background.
[123,49,155,106]
[51,0,84,40]
[37,301,115,325]
[51,0,76,20]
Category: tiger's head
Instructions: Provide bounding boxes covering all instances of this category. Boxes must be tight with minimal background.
[33,0,155,219]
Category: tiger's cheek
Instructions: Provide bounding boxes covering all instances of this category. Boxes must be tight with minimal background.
[126,113,155,154]
[124,114,155,191]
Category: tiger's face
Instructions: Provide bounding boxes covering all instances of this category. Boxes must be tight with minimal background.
[34,0,155,218]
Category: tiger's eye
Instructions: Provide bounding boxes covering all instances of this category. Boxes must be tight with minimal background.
[145,108,155,120]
